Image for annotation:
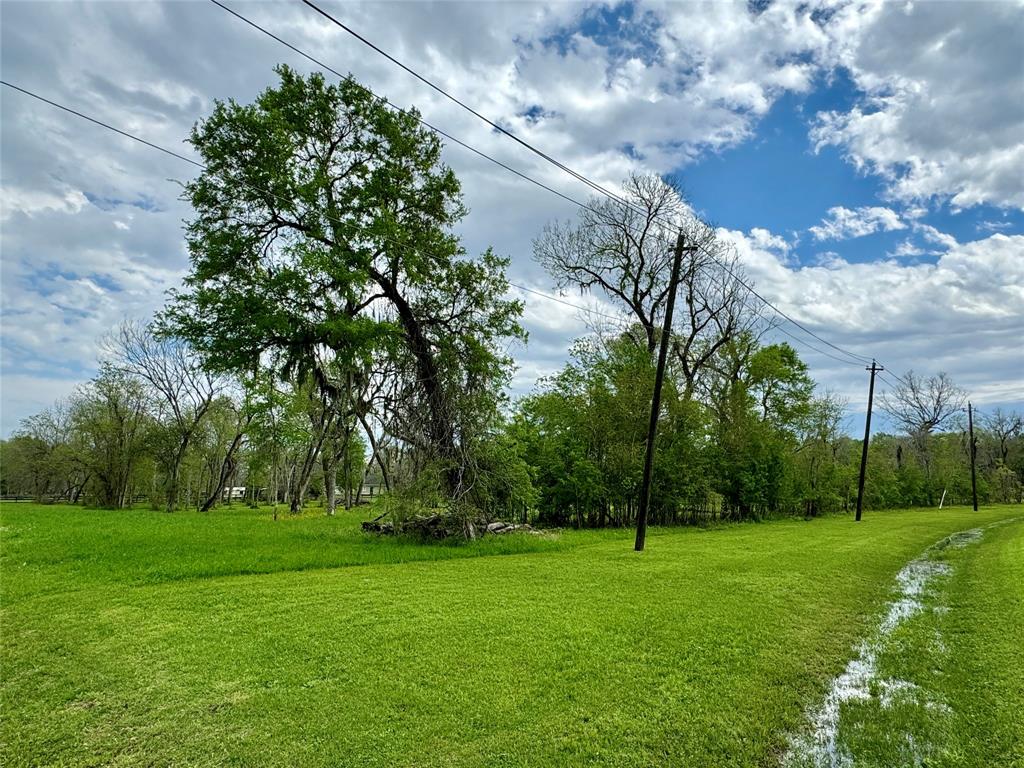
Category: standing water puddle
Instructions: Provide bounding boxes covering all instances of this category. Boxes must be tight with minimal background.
[781,526,988,768]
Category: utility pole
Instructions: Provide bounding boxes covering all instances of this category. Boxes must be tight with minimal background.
[635,232,694,552]
[855,360,883,522]
[968,401,978,511]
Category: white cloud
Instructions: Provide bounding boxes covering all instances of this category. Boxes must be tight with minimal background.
[809,0,1024,209]
[1,0,1022,433]
[810,206,906,241]
[514,284,624,336]
[0,185,89,220]
[889,240,927,259]
[977,219,1013,233]
[913,222,958,250]
[0,0,847,433]
[721,227,1024,405]
[748,227,791,252]
[885,222,959,259]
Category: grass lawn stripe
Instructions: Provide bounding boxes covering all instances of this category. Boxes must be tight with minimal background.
[2,503,1021,766]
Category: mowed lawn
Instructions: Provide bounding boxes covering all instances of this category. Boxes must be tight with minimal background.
[1,503,1021,767]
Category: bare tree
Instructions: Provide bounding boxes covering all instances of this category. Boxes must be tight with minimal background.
[107,321,222,511]
[879,371,967,436]
[879,371,967,505]
[534,172,684,354]
[670,215,763,400]
[534,173,758,399]
[984,408,1023,463]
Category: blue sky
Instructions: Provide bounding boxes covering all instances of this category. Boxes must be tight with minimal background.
[2,0,1022,435]
[686,72,884,239]
[687,68,1023,267]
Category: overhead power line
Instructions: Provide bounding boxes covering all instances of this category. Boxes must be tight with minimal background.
[877,370,905,391]
[0,77,615,320]
[207,0,592,215]
[3,4,878,375]
[205,0,873,370]
[512,285,627,324]
[512,284,867,367]
[0,80,203,168]
[1,77,866,371]
[213,0,872,368]
[295,0,875,367]
[770,325,874,367]
[298,0,631,209]
[0,79,620,328]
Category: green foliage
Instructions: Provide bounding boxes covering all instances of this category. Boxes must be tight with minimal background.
[516,334,659,526]
[71,367,153,509]
[165,65,440,374]
[710,381,793,518]
[464,427,537,521]
[988,462,1023,503]
[746,342,814,429]
[515,336,841,525]
[507,330,1019,525]
[161,65,523,501]
[0,435,55,500]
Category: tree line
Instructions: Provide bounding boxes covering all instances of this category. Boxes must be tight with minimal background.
[2,67,1021,527]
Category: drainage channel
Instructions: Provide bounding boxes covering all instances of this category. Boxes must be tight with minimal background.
[781,523,1010,768]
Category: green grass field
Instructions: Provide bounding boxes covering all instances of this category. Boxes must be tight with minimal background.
[1,503,1021,767]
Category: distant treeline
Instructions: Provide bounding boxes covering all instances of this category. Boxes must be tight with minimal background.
[514,336,1023,525]
[3,68,1021,527]
[2,325,1019,524]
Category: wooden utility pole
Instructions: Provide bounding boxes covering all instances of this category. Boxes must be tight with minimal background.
[635,232,693,552]
[855,360,883,522]
[968,401,978,511]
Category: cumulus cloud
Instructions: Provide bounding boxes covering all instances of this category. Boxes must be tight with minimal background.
[913,222,958,250]
[0,185,89,220]
[748,227,791,252]
[887,222,960,259]
[809,0,1024,209]
[721,227,1024,405]
[1,0,1022,433]
[977,219,1013,233]
[0,0,843,432]
[889,240,927,259]
[810,205,906,241]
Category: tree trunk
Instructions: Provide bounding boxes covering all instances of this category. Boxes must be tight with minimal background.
[199,417,250,512]
[271,461,279,515]
[356,411,391,491]
[323,455,337,516]
[71,474,89,504]
[369,267,460,497]
[283,463,293,509]
[289,438,322,514]
[165,434,192,512]
[343,432,353,510]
